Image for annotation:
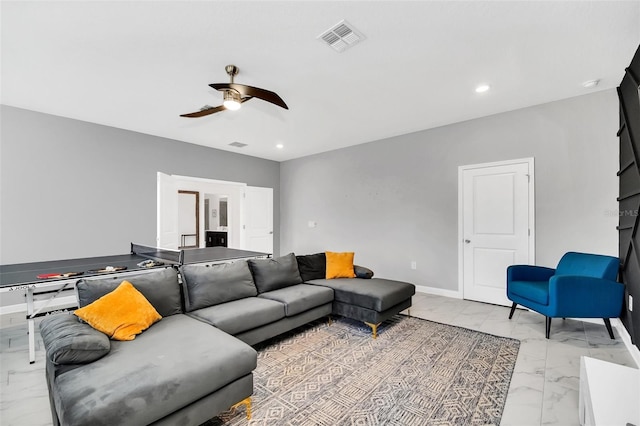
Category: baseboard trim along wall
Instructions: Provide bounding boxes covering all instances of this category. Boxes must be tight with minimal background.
[414,285,463,299]
[613,317,640,368]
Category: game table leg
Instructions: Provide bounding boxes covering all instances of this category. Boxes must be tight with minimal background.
[26,288,36,364]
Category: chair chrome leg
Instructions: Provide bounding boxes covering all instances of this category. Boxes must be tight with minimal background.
[508,302,517,319]
[545,317,551,339]
[603,318,615,339]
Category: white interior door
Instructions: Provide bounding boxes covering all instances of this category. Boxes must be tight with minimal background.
[157,172,179,249]
[244,186,273,254]
[460,158,534,306]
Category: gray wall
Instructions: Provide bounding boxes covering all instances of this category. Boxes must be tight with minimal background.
[280,90,619,293]
[0,105,280,265]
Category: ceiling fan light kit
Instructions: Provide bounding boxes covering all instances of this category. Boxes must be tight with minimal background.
[181,65,288,118]
[223,90,242,110]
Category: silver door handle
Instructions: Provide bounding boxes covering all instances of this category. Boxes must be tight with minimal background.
[464,239,471,244]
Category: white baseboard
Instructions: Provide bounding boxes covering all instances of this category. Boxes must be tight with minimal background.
[0,295,77,316]
[612,318,640,368]
[415,285,462,299]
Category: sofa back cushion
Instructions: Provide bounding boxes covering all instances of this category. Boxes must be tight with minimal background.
[76,267,182,317]
[555,252,619,280]
[179,261,258,312]
[248,253,303,293]
[296,253,326,282]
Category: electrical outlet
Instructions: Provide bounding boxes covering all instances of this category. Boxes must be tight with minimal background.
[411,261,417,270]
[629,295,634,312]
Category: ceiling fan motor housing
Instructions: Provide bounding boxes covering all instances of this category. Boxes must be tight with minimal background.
[225,65,239,81]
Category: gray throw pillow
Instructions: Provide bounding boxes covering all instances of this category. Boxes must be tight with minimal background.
[354,265,374,279]
[296,253,326,281]
[179,261,258,312]
[76,267,182,317]
[248,253,303,293]
[39,314,110,365]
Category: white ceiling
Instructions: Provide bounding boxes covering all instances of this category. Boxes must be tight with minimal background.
[2,1,639,162]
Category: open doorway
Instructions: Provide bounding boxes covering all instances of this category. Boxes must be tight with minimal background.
[178,190,199,248]
[204,194,228,247]
[157,173,274,254]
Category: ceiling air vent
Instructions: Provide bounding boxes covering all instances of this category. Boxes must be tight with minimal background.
[229,142,247,148]
[318,20,365,53]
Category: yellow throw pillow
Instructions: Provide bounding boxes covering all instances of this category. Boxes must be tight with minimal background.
[326,251,356,279]
[74,280,162,341]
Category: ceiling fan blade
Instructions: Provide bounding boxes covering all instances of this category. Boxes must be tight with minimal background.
[180,105,225,118]
[180,97,253,118]
[210,83,288,110]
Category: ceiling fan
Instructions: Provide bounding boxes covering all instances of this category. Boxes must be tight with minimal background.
[180,65,289,118]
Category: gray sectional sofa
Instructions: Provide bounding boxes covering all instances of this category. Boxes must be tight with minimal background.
[40,252,415,426]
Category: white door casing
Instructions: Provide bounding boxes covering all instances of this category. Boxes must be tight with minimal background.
[243,186,274,254]
[459,158,535,306]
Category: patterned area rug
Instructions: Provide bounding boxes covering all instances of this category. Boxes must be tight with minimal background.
[207,316,520,426]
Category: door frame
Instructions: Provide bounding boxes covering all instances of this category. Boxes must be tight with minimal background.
[177,190,199,249]
[457,157,536,299]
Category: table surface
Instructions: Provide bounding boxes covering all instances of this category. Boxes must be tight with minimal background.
[0,246,270,289]
[0,253,172,288]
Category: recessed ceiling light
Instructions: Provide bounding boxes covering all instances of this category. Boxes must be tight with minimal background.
[276,144,284,149]
[582,79,600,89]
[475,84,490,93]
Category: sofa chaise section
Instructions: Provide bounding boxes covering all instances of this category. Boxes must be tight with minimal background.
[295,252,415,338]
[41,268,257,426]
[307,277,415,337]
[49,315,256,426]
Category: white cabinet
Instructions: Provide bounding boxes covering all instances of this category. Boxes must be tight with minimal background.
[579,356,640,426]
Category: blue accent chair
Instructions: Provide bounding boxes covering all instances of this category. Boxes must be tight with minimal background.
[506,252,624,339]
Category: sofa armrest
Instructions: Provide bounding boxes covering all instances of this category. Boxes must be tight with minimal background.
[548,275,625,318]
[354,265,374,279]
[40,313,110,365]
[507,265,556,283]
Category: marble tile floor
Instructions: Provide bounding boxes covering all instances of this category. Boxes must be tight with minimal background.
[1,292,637,426]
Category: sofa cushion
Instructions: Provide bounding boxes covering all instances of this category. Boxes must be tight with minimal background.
[307,278,415,312]
[248,253,303,293]
[52,314,257,426]
[325,251,356,279]
[40,314,110,365]
[179,261,258,312]
[296,253,326,281]
[508,280,549,306]
[188,297,285,335]
[76,267,182,317]
[259,284,334,317]
[74,281,162,341]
